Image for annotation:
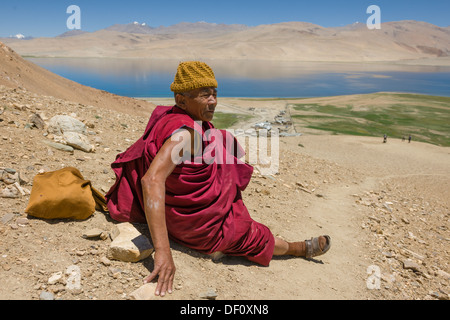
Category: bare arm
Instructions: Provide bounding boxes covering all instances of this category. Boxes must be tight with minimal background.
[142,128,193,297]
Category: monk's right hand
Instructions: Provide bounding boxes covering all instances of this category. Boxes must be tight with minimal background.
[144,249,176,297]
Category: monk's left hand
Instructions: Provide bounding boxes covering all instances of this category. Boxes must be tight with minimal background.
[144,249,176,297]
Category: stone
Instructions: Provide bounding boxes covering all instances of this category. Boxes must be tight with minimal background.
[100,256,111,266]
[48,272,63,285]
[1,186,20,198]
[1,170,18,184]
[47,115,87,136]
[63,131,93,153]
[403,259,421,272]
[129,283,157,300]
[401,248,425,260]
[108,267,122,278]
[42,139,74,153]
[18,173,30,186]
[200,288,218,300]
[1,213,15,224]
[383,202,393,213]
[82,228,105,239]
[382,251,395,258]
[436,269,450,280]
[16,217,29,226]
[30,113,45,130]
[13,182,26,196]
[108,223,154,263]
[76,250,86,256]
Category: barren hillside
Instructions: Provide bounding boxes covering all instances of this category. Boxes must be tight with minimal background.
[0,41,154,117]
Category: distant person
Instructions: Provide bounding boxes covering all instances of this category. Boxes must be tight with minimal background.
[383,134,387,143]
[105,61,331,297]
[409,135,412,143]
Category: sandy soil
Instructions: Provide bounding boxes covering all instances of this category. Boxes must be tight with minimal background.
[1,87,449,301]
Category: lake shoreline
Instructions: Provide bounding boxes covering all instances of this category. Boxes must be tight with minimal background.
[23,56,450,67]
[26,57,450,98]
[138,91,450,101]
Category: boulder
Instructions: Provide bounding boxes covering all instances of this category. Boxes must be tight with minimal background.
[47,115,86,135]
[46,115,93,153]
[108,222,154,263]
[63,131,94,152]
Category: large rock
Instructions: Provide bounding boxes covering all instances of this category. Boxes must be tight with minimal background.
[46,115,94,153]
[108,223,154,263]
[63,131,94,152]
[47,115,87,135]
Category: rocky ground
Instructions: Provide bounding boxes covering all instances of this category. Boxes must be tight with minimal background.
[357,177,449,300]
[0,85,449,300]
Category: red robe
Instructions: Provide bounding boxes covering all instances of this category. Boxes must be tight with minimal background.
[105,105,275,266]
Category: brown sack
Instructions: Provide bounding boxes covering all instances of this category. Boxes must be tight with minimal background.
[25,167,107,220]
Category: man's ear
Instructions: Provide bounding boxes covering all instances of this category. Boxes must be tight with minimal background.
[175,93,186,109]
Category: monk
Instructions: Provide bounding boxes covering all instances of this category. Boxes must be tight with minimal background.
[106,61,331,297]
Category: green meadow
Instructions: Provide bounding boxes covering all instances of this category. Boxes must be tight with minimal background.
[291,93,450,147]
[211,111,252,130]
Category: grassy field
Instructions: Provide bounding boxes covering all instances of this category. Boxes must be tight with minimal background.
[211,111,252,130]
[291,93,450,147]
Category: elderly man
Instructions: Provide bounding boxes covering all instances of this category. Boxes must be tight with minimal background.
[106,61,331,297]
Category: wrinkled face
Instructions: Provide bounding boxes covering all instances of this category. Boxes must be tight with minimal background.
[176,87,218,122]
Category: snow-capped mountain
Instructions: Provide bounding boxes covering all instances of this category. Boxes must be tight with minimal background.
[8,34,33,40]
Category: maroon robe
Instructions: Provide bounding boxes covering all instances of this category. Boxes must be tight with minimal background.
[105,105,275,266]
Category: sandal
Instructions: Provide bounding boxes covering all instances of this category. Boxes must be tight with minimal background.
[305,235,331,259]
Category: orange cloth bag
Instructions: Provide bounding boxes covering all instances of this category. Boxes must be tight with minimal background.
[25,167,107,220]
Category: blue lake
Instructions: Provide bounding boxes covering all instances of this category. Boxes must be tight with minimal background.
[27,58,450,98]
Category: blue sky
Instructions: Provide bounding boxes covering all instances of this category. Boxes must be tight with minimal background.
[1,0,449,37]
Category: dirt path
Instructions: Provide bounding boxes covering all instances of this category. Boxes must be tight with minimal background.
[263,179,376,300]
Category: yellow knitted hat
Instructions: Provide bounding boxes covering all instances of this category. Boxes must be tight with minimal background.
[170,61,218,93]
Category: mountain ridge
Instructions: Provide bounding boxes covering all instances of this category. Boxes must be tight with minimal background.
[2,20,449,63]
